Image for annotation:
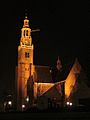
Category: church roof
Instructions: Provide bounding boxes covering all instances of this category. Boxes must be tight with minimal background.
[52,59,74,82]
[38,84,62,100]
[34,65,52,83]
[34,58,83,83]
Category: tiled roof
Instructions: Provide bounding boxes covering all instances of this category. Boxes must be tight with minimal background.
[34,65,52,83]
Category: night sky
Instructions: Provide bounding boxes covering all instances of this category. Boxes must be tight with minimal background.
[0,1,89,97]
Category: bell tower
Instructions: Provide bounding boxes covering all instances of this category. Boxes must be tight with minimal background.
[17,15,34,110]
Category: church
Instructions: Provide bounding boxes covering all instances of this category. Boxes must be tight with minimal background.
[16,15,90,111]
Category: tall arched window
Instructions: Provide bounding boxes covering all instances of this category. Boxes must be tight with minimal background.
[26,30,28,36]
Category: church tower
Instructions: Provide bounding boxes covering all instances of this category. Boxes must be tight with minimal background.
[17,16,34,110]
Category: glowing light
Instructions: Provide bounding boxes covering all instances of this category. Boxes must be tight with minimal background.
[22,104,25,108]
[66,102,69,105]
[70,102,72,106]
[50,70,52,73]
[26,97,29,102]
[8,101,12,105]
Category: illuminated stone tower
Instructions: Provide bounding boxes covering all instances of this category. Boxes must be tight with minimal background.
[17,16,34,110]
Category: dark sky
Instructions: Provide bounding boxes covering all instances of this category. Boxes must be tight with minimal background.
[0,1,89,95]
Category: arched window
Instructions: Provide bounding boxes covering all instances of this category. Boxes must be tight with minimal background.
[26,30,28,36]
[25,52,30,58]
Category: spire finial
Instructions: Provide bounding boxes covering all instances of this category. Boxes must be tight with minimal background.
[23,9,29,28]
[25,9,28,19]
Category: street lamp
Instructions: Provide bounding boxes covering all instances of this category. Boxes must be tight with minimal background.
[22,104,25,108]
[66,101,73,107]
[8,101,12,106]
[22,104,25,111]
[66,102,70,105]
[26,97,29,102]
[69,102,72,106]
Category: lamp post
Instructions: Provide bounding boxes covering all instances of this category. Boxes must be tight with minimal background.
[26,96,29,102]
[22,104,25,111]
[25,96,29,109]
[8,101,12,106]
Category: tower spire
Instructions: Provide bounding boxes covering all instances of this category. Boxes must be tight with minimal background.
[25,9,28,19]
[22,9,29,28]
